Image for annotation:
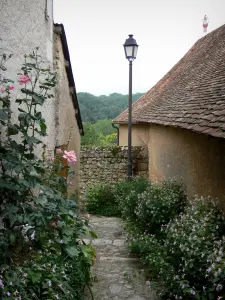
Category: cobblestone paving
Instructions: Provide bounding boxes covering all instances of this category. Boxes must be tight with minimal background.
[84,216,156,300]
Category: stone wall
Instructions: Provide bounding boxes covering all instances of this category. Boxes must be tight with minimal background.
[80,146,148,188]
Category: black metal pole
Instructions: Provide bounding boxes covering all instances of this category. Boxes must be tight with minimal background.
[128,60,132,178]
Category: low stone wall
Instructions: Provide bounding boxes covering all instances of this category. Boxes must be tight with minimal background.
[80,146,148,188]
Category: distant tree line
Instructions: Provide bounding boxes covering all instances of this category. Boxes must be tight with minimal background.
[77,92,144,146]
[77,92,144,123]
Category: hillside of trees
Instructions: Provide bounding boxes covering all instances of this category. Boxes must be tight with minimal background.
[77,92,144,146]
[77,92,144,123]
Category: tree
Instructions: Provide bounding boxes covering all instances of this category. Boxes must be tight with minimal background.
[81,121,117,147]
[94,119,115,136]
[81,122,103,146]
[77,92,144,123]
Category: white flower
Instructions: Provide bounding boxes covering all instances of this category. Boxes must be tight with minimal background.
[216,284,223,291]
[47,280,52,287]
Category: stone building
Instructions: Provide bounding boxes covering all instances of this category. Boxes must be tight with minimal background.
[113,24,225,207]
[0,0,83,190]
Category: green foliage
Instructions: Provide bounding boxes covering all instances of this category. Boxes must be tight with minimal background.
[94,119,115,136]
[85,177,150,218]
[81,120,117,147]
[86,184,120,217]
[115,177,150,223]
[81,122,103,146]
[104,132,117,145]
[0,51,95,299]
[78,92,144,123]
[140,198,225,299]
[112,175,225,299]
[135,180,187,234]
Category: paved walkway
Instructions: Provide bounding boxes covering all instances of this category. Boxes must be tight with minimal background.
[84,216,156,300]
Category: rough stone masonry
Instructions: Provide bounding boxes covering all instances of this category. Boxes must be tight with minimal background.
[80,146,149,189]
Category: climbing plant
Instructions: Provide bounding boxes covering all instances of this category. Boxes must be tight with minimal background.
[0,50,96,299]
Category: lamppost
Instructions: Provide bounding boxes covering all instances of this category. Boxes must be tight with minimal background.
[123,34,138,178]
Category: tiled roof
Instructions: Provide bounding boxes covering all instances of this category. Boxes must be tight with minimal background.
[113,24,225,139]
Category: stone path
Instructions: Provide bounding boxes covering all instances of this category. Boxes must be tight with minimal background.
[84,216,156,300]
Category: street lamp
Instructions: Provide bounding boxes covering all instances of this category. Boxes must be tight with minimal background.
[123,34,138,178]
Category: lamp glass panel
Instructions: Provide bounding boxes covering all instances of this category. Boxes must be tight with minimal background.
[133,45,138,58]
[125,45,134,58]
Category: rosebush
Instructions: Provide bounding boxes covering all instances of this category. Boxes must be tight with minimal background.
[0,50,96,299]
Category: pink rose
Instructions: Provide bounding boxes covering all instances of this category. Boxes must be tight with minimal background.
[56,148,63,154]
[9,85,15,90]
[63,150,77,164]
[49,157,55,162]
[18,74,31,85]
[0,88,5,93]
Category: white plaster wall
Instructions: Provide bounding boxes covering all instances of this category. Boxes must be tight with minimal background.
[0,0,56,155]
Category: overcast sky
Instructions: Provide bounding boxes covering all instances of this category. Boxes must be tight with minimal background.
[54,0,225,95]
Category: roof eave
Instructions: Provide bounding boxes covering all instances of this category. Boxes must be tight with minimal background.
[54,23,84,135]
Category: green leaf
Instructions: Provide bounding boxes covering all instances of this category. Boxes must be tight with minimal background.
[62,227,74,236]
[35,112,42,120]
[18,108,27,113]
[18,113,30,126]
[8,124,18,135]
[32,94,45,105]
[2,158,16,170]
[89,229,98,239]
[18,179,30,188]
[65,246,79,257]
[9,140,25,154]
[21,88,33,96]
[38,119,47,135]
[30,272,42,284]
[24,153,35,160]
[80,244,96,264]
[35,195,48,205]
[0,108,8,121]
[27,136,42,146]
[16,98,30,104]
[9,232,16,244]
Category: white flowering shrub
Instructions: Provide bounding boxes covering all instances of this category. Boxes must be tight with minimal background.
[135,180,186,234]
[116,177,150,222]
[143,197,225,299]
